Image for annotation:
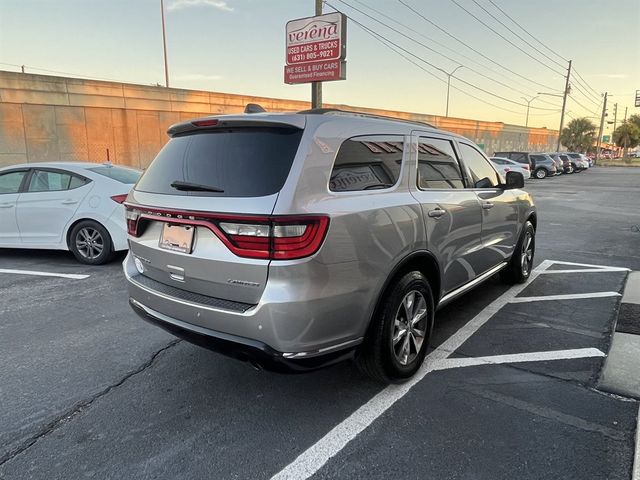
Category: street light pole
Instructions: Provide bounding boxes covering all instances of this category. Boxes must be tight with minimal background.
[556,60,572,151]
[521,96,539,127]
[311,0,323,108]
[445,65,463,117]
[161,0,170,87]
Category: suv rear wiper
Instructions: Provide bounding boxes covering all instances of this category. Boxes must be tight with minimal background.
[170,180,224,193]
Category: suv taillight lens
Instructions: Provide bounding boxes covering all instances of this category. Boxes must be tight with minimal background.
[218,216,329,260]
[522,165,530,170]
[125,205,141,236]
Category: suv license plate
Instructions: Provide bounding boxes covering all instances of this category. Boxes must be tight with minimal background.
[159,223,194,254]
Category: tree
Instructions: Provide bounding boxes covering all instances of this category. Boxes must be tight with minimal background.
[560,118,597,152]
[627,114,640,131]
[612,121,640,160]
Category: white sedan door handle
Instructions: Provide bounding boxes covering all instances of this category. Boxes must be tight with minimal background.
[0,203,14,208]
[61,199,79,205]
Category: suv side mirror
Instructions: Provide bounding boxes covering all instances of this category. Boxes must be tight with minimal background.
[503,171,524,189]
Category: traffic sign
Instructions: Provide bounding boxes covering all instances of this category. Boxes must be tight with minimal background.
[285,12,346,85]
[602,135,611,143]
[635,90,640,107]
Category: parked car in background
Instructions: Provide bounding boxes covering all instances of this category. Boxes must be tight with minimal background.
[549,153,574,174]
[567,153,591,169]
[0,162,141,264]
[124,109,536,382]
[529,154,558,179]
[490,157,531,179]
[493,151,557,179]
[549,155,564,175]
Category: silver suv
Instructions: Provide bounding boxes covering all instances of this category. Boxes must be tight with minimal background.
[123,109,536,382]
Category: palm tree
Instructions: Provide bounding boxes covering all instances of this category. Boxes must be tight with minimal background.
[560,118,597,152]
[627,114,640,131]
[612,122,640,160]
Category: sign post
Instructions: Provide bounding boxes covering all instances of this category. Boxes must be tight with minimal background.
[285,10,347,107]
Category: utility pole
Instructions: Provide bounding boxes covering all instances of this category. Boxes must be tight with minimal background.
[596,92,608,162]
[161,0,170,88]
[445,66,463,117]
[557,60,572,152]
[612,103,618,132]
[624,106,628,122]
[521,96,539,128]
[311,0,323,108]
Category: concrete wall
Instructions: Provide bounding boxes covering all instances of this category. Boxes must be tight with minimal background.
[0,70,558,168]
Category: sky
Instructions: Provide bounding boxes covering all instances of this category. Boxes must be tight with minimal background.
[0,0,638,131]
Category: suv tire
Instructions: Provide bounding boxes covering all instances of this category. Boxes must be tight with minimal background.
[357,271,434,383]
[534,168,547,179]
[69,220,114,265]
[500,221,535,284]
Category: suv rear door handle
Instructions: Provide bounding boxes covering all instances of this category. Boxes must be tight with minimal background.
[61,199,78,205]
[427,208,446,218]
[482,202,494,210]
[0,203,14,208]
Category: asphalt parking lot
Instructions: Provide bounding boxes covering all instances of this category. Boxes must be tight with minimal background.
[1,167,639,480]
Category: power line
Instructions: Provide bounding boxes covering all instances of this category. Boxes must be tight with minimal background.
[395,0,560,92]
[334,0,561,109]
[572,67,603,99]
[470,0,566,70]
[343,0,561,108]
[447,0,566,77]
[569,81,602,107]
[569,94,600,116]
[485,0,568,63]
[325,3,560,117]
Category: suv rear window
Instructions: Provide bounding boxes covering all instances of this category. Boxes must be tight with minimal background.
[136,128,303,197]
[89,166,141,184]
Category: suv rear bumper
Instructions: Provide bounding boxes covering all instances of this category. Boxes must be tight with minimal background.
[123,252,363,371]
[129,297,357,372]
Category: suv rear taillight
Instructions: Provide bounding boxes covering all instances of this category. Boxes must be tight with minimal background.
[218,216,329,260]
[125,205,141,236]
[123,204,329,260]
[522,165,530,170]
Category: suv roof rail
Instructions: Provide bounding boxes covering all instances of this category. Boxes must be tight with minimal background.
[297,108,437,129]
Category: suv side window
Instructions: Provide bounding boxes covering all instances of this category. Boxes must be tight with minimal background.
[0,170,28,194]
[27,170,88,193]
[329,135,403,192]
[459,143,500,188]
[417,138,464,189]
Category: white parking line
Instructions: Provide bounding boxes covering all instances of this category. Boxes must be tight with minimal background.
[510,292,621,303]
[0,268,89,280]
[270,260,553,480]
[431,348,606,371]
[547,260,631,272]
[541,268,630,274]
[634,405,640,480]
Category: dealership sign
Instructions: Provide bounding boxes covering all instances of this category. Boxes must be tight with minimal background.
[284,12,346,84]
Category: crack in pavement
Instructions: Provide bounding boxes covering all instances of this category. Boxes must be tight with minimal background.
[0,339,181,467]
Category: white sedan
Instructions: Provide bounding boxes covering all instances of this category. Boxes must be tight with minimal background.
[0,162,141,264]
[490,157,531,180]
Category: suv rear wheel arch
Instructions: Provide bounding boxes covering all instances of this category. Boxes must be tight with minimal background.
[363,251,441,338]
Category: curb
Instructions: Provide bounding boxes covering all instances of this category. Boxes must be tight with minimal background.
[598,271,640,400]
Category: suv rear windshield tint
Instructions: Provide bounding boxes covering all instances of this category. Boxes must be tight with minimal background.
[136,128,303,197]
[89,166,141,184]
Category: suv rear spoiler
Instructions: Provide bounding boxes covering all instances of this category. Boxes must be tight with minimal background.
[167,114,306,137]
